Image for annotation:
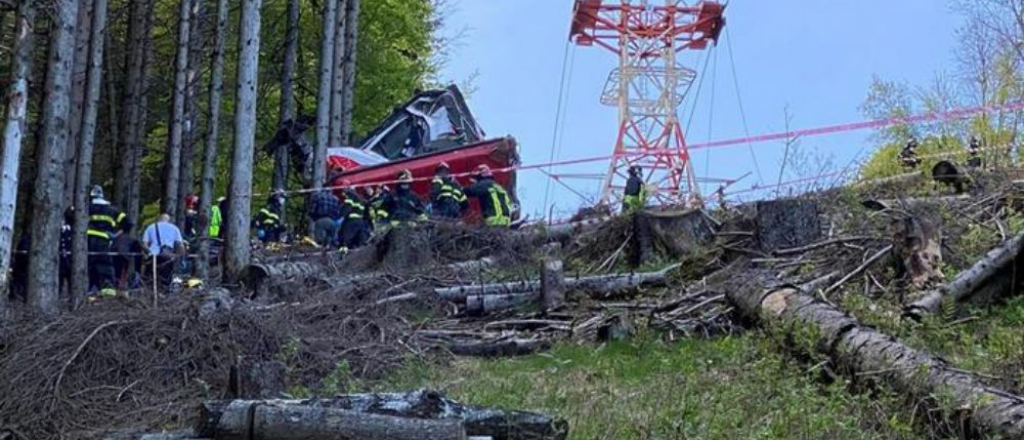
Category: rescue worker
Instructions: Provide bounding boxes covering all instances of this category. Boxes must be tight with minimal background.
[337,180,371,251]
[307,188,342,246]
[622,165,647,212]
[209,196,226,238]
[387,170,427,226]
[430,162,468,220]
[967,136,983,168]
[183,194,199,241]
[254,192,286,243]
[368,185,392,229]
[465,164,513,227]
[87,185,127,296]
[900,138,921,169]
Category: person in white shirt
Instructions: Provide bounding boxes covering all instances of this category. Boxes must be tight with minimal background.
[142,214,185,286]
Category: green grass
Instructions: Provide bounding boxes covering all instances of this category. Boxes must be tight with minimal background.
[378,333,928,440]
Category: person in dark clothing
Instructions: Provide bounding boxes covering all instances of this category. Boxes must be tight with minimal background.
[254,192,286,243]
[464,164,513,227]
[337,181,371,251]
[430,162,467,220]
[368,185,392,229]
[10,234,30,303]
[967,136,983,168]
[307,189,343,246]
[900,138,921,169]
[387,170,426,225]
[183,194,199,241]
[87,185,127,296]
[622,165,646,212]
[113,219,144,289]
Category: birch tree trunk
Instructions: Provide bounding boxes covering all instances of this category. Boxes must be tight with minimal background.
[64,0,93,211]
[273,0,298,195]
[0,0,36,311]
[329,0,347,147]
[340,0,361,144]
[70,0,108,305]
[27,0,80,317]
[163,0,192,222]
[178,0,204,222]
[224,0,262,282]
[197,0,227,280]
[313,0,337,189]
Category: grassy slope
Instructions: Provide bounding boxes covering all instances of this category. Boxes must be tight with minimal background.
[378,333,927,440]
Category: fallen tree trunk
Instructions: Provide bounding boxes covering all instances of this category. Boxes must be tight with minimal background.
[725,267,1024,439]
[199,390,568,440]
[202,400,466,440]
[904,230,1024,320]
[466,292,539,315]
[437,264,678,302]
[448,338,550,357]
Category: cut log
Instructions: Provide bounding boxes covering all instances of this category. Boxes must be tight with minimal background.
[905,230,1024,319]
[540,259,565,311]
[861,195,971,212]
[724,267,1024,439]
[200,391,568,440]
[891,216,944,289]
[437,264,679,303]
[448,338,550,357]
[204,400,466,440]
[466,292,539,315]
[754,199,821,252]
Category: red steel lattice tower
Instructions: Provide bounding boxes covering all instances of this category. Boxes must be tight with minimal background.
[570,0,725,206]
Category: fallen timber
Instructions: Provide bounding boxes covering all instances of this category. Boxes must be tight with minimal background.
[904,230,1024,320]
[198,390,568,440]
[436,263,680,303]
[724,266,1024,439]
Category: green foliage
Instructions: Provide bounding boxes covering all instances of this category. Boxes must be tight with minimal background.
[859,135,963,181]
[381,334,925,440]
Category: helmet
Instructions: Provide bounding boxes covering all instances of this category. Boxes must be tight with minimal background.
[89,185,104,199]
[397,170,414,184]
[340,180,353,190]
[185,194,199,209]
[435,162,450,174]
[628,165,642,176]
[475,164,493,178]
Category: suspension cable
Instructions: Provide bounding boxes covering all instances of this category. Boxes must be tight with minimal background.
[724,26,764,185]
[542,37,575,212]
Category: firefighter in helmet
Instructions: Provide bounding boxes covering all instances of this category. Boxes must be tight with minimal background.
[387,170,427,226]
[254,191,286,243]
[967,136,983,168]
[430,162,468,220]
[337,180,371,252]
[900,138,922,169]
[623,165,647,212]
[465,164,513,227]
[87,185,128,296]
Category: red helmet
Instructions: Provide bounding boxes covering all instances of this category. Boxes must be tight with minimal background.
[185,194,199,209]
[475,164,493,178]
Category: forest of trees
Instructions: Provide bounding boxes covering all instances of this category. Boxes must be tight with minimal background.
[858,0,1024,179]
[0,0,443,318]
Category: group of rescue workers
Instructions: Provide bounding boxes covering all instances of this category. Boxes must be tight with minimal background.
[898,135,987,170]
[9,160,519,300]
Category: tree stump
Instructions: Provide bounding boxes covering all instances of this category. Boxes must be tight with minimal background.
[540,259,565,311]
[381,226,435,272]
[891,215,944,291]
[755,199,820,252]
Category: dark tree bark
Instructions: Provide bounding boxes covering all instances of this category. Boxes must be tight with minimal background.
[223,0,262,282]
[273,0,299,195]
[70,0,109,305]
[27,0,80,317]
[0,0,36,312]
[340,0,361,143]
[313,0,337,189]
[178,0,205,221]
[129,0,155,226]
[163,0,192,222]
[64,0,93,211]
[329,0,347,147]
[114,0,149,215]
[197,0,227,280]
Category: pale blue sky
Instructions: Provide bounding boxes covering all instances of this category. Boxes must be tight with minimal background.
[438,0,963,218]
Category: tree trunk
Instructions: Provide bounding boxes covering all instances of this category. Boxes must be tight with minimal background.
[114,0,149,214]
[128,9,155,227]
[206,401,467,440]
[197,0,227,280]
[178,0,204,221]
[163,0,192,222]
[436,264,679,302]
[339,0,361,143]
[329,0,347,147]
[27,0,79,317]
[273,0,298,194]
[70,0,109,305]
[223,0,262,283]
[64,0,93,211]
[905,230,1024,320]
[541,259,565,311]
[724,267,1024,439]
[313,0,336,189]
[0,0,36,311]
[466,292,539,315]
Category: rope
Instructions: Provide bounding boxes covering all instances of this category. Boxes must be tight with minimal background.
[542,37,575,211]
[724,26,764,185]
